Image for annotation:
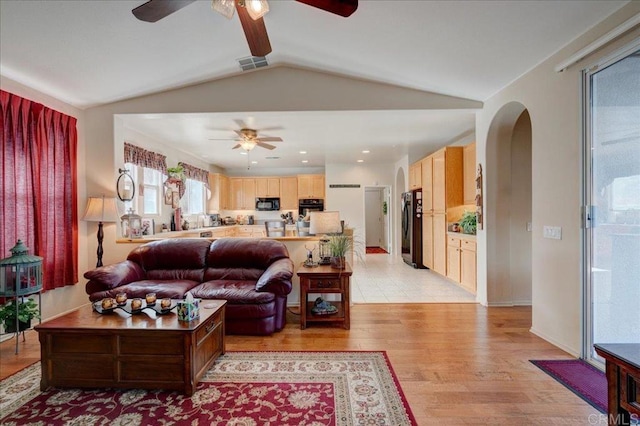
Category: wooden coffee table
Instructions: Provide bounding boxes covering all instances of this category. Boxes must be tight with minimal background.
[35,299,225,396]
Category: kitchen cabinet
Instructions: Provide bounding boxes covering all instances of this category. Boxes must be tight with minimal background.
[207,173,230,212]
[229,178,256,210]
[460,239,477,293]
[420,148,462,277]
[432,213,447,275]
[463,142,476,205]
[446,234,477,294]
[280,177,298,211]
[409,162,422,190]
[432,147,463,212]
[236,225,265,237]
[255,177,280,197]
[297,175,325,199]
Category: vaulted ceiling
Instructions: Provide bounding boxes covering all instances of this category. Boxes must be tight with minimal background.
[0,0,627,170]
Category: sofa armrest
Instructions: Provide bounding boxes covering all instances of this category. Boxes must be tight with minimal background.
[84,260,145,295]
[256,258,294,296]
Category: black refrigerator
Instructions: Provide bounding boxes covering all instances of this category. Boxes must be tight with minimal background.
[401,190,424,268]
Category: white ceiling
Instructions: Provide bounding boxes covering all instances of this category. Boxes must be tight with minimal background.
[0,0,627,171]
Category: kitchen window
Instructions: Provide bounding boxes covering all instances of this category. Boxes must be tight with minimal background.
[180,178,207,215]
[123,162,163,216]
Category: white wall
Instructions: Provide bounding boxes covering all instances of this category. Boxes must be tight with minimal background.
[325,163,395,260]
[475,2,640,355]
[0,76,90,321]
[510,111,532,305]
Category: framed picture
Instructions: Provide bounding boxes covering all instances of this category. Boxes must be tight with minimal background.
[171,191,180,209]
[141,218,155,236]
[164,186,173,205]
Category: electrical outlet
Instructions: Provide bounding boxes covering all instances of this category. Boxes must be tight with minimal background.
[543,226,562,240]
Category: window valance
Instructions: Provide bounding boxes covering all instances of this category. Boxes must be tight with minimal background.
[124,142,167,175]
[178,162,210,188]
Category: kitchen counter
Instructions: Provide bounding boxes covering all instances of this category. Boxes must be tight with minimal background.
[447,231,476,240]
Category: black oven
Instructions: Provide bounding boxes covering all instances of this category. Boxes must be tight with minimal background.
[256,197,280,211]
[298,198,324,216]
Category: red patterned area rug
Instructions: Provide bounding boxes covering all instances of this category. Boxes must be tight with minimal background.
[0,351,417,425]
[366,246,388,254]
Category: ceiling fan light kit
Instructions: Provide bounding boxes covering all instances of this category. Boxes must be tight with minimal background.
[211,0,236,19]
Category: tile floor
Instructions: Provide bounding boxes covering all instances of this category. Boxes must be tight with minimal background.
[350,252,477,304]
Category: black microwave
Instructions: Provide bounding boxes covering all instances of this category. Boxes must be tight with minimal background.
[256,197,280,211]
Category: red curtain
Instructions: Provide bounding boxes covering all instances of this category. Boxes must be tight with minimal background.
[1,90,78,291]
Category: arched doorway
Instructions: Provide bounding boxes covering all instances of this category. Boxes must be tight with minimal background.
[485,103,532,306]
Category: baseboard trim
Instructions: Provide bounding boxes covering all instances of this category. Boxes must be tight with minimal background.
[529,327,579,357]
[486,301,515,307]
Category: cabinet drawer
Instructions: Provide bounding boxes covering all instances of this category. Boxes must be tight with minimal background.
[462,240,476,251]
[308,278,341,290]
[447,237,461,248]
[195,310,223,345]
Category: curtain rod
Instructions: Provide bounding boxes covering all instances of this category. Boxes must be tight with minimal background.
[555,12,640,73]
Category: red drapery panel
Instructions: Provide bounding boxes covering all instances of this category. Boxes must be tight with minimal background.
[1,90,78,291]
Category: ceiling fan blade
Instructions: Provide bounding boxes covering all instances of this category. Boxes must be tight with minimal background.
[236,2,272,57]
[132,0,196,22]
[295,0,358,17]
[256,137,283,142]
[257,142,277,150]
[233,119,249,129]
[232,144,242,149]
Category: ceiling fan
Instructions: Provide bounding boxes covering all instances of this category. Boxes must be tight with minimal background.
[209,122,284,151]
[132,0,358,57]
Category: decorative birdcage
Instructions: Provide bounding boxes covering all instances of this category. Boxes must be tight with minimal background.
[0,240,43,297]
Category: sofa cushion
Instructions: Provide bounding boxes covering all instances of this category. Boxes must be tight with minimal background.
[128,238,210,271]
[84,260,145,294]
[191,280,276,304]
[206,238,289,270]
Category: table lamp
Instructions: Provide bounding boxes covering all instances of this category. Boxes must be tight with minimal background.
[83,195,119,267]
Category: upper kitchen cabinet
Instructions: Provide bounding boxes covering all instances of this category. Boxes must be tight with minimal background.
[255,177,280,197]
[229,178,256,210]
[207,173,230,212]
[463,142,477,205]
[280,177,298,211]
[409,162,422,190]
[432,147,463,212]
[297,175,325,199]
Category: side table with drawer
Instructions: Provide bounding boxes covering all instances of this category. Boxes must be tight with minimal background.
[297,263,352,330]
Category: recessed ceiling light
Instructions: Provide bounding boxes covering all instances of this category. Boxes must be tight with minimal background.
[251,161,258,164]
[240,152,248,156]
[357,159,364,163]
[362,150,370,154]
[301,160,308,163]
[299,151,307,154]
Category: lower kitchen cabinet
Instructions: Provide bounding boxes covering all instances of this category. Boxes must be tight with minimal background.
[446,234,476,294]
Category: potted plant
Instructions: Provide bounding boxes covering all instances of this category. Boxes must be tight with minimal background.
[327,233,359,269]
[0,297,40,333]
[459,210,477,235]
[166,165,185,182]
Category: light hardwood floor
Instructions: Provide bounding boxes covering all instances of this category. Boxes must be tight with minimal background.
[1,304,598,425]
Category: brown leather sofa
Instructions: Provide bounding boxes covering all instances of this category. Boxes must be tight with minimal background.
[84,238,294,335]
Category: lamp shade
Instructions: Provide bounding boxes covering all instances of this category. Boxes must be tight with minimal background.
[83,196,119,223]
[309,211,341,235]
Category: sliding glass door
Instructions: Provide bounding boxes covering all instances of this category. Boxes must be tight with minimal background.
[584,43,640,364]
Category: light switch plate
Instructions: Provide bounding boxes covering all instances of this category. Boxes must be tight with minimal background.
[543,226,562,240]
[526,222,532,232]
